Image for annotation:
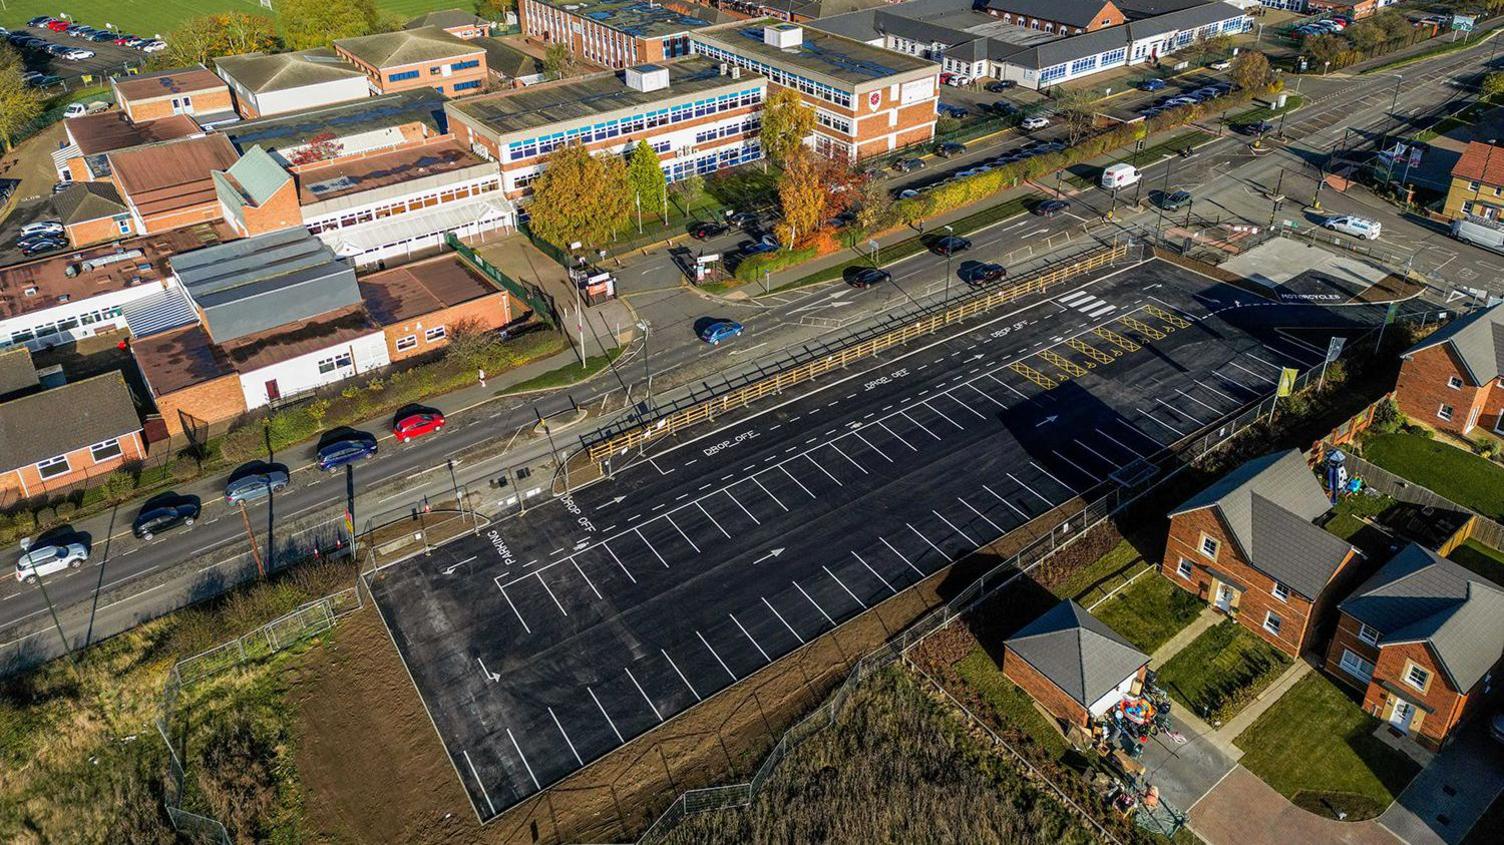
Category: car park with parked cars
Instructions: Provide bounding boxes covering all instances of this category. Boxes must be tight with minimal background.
[1138,78,1166,91]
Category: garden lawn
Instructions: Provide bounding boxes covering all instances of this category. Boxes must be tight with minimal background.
[1089,574,1204,655]
[1447,539,1504,588]
[0,0,472,40]
[1236,673,1420,821]
[1155,620,1289,723]
[1362,432,1504,520]
[953,648,1072,760]
[1322,491,1397,559]
[1052,539,1147,602]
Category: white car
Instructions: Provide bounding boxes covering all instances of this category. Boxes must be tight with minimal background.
[141,40,166,53]
[63,102,87,118]
[16,542,89,583]
[1021,116,1050,130]
[1325,215,1382,240]
[64,48,93,60]
[1210,60,1231,70]
[19,220,64,236]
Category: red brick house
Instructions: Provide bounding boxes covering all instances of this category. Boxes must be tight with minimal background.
[334,26,489,98]
[1393,304,1504,437]
[0,371,145,503]
[1164,449,1361,658]
[1325,543,1504,751]
[979,0,1127,35]
[1004,600,1149,730]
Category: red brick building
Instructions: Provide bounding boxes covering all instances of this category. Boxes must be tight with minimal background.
[334,26,490,98]
[1393,304,1504,437]
[108,134,242,234]
[521,0,730,68]
[1164,450,1361,658]
[978,0,1127,35]
[1004,600,1149,729]
[212,145,303,238]
[357,255,520,361]
[111,65,234,123]
[53,182,133,246]
[0,371,145,503]
[1325,543,1504,751]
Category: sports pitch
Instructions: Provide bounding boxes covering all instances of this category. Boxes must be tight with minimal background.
[0,0,472,39]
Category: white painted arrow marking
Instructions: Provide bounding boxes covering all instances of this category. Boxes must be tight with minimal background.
[477,658,501,683]
[753,548,786,565]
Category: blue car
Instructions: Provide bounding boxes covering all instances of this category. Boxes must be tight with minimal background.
[1139,78,1166,92]
[317,430,378,471]
[699,320,744,345]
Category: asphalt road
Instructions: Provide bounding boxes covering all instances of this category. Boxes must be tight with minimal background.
[367,257,1387,820]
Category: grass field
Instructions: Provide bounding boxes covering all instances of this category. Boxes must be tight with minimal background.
[1362,432,1504,520]
[0,0,476,37]
[1156,620,1290,723]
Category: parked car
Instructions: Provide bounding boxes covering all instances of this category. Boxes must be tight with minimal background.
[846,267,891,289]
[317,429,378,472]
[125,37,148,47]
[113,34,136,45]
[1138,78,1166,91]
[19,220,64,237]
[46,20,70,31]
[1101,163,1141,190]
[1156,190,1193,211]
[935,141,966,157]
[63,102,88,118]
[1324,215,1382,240]
[132,495,201,541]
[16,542,88,583]
[224,463,290,506]
[959,262,1006,285]
[929,235,972,256]
[896,188,920,200]
[698,319,743,345]
[1237,120,1275,136]
[1021,116,1049,130]
[939,105,968,118]
[1450,217,1504,254]
[1209,60,1231,71]
[985,80,1014,92]
[739,235,779,255]
[1035,199,1071,217]
[64,48,94,60]
[19,238,66,256]
[893,157,925,173]
[393,409,446,442]
[141,40,167,53]
[87,30,113,41]
[689,220,728,239]
[27,16,54,27]
[725,209,760,229]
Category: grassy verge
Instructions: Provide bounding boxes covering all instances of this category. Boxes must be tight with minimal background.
[500,346,623,395]
[1090,570,1206,655]
[1361,431,1504,520]
[1156,620,1290,723]
[1361,28,1503,75]
[1447,538,1504,588]
[1225,94,1306,125]
[1064,130,1213,188]
[1052,538,1147,603]
[1236,674,1421,821]
[953,648,1072,760]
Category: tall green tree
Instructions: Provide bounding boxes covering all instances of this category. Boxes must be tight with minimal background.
[0,49,44,154]
[165,12,280,68]
[279,0,382,51]
[544,43,573,80]
[759,87,816,168]
[1229,51,1272,93]
[626,140,668,222]
[528,143,632,250]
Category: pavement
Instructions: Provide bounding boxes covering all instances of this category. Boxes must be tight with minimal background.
[1378,718,1504,845]
[1191,765,1403,845]
[365,257,1392,820]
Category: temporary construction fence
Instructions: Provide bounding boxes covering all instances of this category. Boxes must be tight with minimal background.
[585,240,1136,464]
[630,286,1427,844]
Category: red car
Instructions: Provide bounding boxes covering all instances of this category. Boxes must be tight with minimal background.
[393,410,445,442]
[46,20,69,31]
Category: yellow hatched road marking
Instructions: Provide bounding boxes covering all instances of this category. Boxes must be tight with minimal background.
[1010,361,1058,389]
[1120,315,1166,341]
[1067,337,1116,364]
[1040,348,1089,377]
[1146,304,1190,328]
[1092,326,1140,352]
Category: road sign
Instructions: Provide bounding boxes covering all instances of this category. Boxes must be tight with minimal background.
[1325,336,1346,363]
[1453,14,1475,32]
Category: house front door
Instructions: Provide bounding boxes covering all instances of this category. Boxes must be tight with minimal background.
[1214,583,1236,613]
[265,379,280,401]
[1389,699,1415,733]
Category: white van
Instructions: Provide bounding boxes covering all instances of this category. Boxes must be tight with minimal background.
[1451,217,1504,254]
[1101,163,1141,190]
[1324,215,1381,241]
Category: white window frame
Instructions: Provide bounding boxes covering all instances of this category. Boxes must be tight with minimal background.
[1271,581,1290,602]
[317,351,354,375]
[1438,403,1455,421]
[1263,610,1282,636]
[88,438,122,463]
[1199,534,1220,559]
[1339,649,1375,682]
[1405,664,1430,691]
[424,325,447,342]
[395,335,417,351]
[36,454,70,479]
[1176,558,1193,580]
[1357,622,1380,646]
[1447,375,1464,390]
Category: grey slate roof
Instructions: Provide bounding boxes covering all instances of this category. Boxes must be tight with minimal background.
[1401,303,1504,387]
[405,8,487,30]
[477,37,547,80]
[0,372,140,471]
[215,49,365,94]
[335,25,481,68]
[1340,543,1504,691]
[225,146,290,206]
[171,228,361,344]
[51,181,127,225]
[1113,0,1211,18]
[1006,600,1148,707]
[0,347,37,400]
[1170,450,1353,599]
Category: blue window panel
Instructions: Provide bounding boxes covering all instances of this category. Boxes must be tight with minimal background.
[451,59,480,71]
[389,70,420,82]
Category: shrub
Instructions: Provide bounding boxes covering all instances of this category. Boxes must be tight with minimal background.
[1369,397,1402,434]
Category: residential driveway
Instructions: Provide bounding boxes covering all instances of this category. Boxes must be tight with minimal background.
[1140,718,1237,812]
[1191,766,1401,845]
[1378,721,1504,845]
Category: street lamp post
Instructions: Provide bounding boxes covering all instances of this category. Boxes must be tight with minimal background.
[1382,74,1404,184]
[19,539,76,671]
[942,224,954,302]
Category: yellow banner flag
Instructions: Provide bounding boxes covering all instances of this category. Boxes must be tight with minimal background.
[1277,367,1298,397]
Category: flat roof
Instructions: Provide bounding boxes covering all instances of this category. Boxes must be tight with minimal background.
[222,89,448,154]
[66,112,203,157]
[358,255,501,325]
[132,323,236,396]
[448,57,761,138]
[0,224,229,322]
[114,65,227,103]
[219,305,380,371]
[693,20,935,85]
[293,137,490,204]
[533,0,728,39]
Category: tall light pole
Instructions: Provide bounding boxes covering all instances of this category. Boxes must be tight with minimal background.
[942,224,954,303]
[1381,73,1404,184]
[19,539,76,671]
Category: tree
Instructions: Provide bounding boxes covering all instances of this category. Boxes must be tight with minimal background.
[775,148,826,247]
[670,172,704,210]
[279,0,382,51]
[1049,87,1097,145]
[477,0,516,21]
[0,50,44,154]
[166,12,279,67]
[853,175,892,232]
[544,43,573,80]
[626,140,668,221]
[1484,72,1504,102]
[759,87,816,168]
[1229,51,1271,93]
[287,132,345,165]
[528,143,632,250]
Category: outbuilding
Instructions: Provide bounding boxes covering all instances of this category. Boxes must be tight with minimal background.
[1003,600,1150,729]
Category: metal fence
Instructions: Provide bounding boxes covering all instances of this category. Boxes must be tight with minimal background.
[447,232,558,325]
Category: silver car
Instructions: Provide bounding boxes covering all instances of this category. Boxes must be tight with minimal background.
[16,542,88,583]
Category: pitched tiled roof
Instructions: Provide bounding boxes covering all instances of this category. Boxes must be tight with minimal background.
[1401,303,1504,387]
[1170,450,1353,598]
[405,8,487,29]
[335,25,481,68]
[1341,544,1504,690]
[1006,600,1148,707]
[52,181,128,225]
[215,49,365,94]
[108,134,240,218]
[1452,141,1504,188]
[0,372,141,471]
[114,65,226,103]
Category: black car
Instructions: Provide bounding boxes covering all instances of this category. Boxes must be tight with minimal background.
[88,30,114,42]
[316,429,379,472]
[893,157,925,173]
[930,235,972,256]
[27,16,53,26]
[935,141,966,158]
[989,101,1017,115]
[1035,199,1071,217]
[959,262,1006,285]
[1157,190,1193,211]
[19,238,65,256]
[1237,120,1274,136]
[132,495,201,540]
[689,220,728,239]
[725,210,760,228]
[985,80,1014,93]
[846,267,891,288]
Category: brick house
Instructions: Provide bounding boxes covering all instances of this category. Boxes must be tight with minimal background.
[1325,543,1504,751]
[978,0,1127,34]
[0,371,145,502]
[111,65,234,123]
[52,182,133,246]
[1393,303,1504,437]
[357,255,520,361]
[1163,449,1361,658]
[334,26,489,98]
[1444,141,1504,221]
[405,8,492,39]
[1004,600,1150,730]
[108,134,242,234]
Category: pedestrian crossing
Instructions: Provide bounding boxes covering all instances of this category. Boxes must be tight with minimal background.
[1056,289,1117,319]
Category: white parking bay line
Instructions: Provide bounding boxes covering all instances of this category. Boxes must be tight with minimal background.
[548,706,584,766]
[1156,398,1204,425]
[852,551,897,594]
[804,454,844,486]
[697,630,738,681]
[957,497,1005,533]
[852,430,895,462]
[966,382,1008,408]
[987,373,1031,400]
[695,502,732,539]
[907,522,949,559]
[828,442,869,475]
[1052,450,1101,483]
[752,476,790,511]
[1117,417,1166,447]
[662,648,701,701]
[664,514,702,554]
[779,465,818,499]
[1096,427,1147,458]
[1072,439,1120,468]
[506,728,541,790]
[941,391,987,419]
[462,751,498,816]
[500,585,533,634]
[588,686,625,744]
[723,489,761,524]
[1228,359,1275,384]
[538,574,568,616]
[877,421,919,451]
[794,581,838,626]
[823,565,867,608]
[571,560,603,600]
[988,480,1037,517]
[1191,378,1236,403]
[880,536,926,577]
[607,541,644,579]
[1028,461,1074,493]
[730,612,772,661]
[922,400,967,430]
[933,509,978,545]
[1175,387,1219,414]
[899,410,944,441]
[1139,409,1185,437]
[625,666,665,721]
[763,596,806,643]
